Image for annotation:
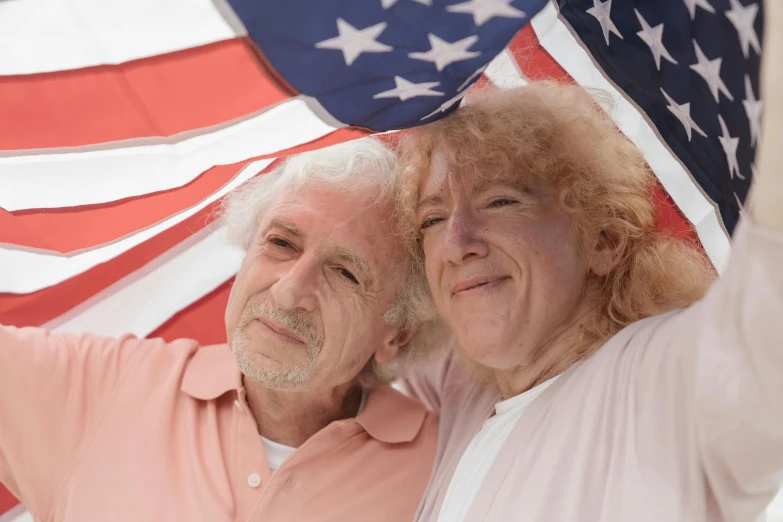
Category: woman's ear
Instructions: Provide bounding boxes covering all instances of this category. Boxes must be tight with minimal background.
[589,228,628,276]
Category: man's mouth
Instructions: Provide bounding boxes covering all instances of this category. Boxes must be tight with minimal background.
[254,318,305,345]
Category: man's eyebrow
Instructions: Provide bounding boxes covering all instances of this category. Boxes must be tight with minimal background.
[416,194,445,212]
[264,217,303,237]
[331,247,372,283]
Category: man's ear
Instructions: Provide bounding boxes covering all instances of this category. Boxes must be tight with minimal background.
[374,326,419,364]
[589,228,628,277]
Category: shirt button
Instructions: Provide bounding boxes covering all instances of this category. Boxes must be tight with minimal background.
[248,473,262,488]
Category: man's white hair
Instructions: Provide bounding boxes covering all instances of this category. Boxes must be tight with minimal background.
[220,137,436,382]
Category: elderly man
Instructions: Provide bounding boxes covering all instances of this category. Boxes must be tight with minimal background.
[0,138,438,522]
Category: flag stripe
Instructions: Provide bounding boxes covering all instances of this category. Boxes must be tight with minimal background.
[529,3,730,271]
[483,48,529,88]
[1,162,245,253]
[0,160,270,294]
[0,205,218,327]
[46,227,242,338]
[0,98,341,212]
[0,0,240,76]
[0,504,26,522]
[0,40,285,151]
[150,279,233,346]
[0,129,364,327]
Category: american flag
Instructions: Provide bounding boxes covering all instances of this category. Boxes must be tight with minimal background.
[0,0,776,519]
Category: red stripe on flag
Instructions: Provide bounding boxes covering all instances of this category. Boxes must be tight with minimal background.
[511,26,698,245]
[3,163,244,253]
[0,39,287,150]
[0,485,18,516]
[0,204,219,327]
[150,279,232,345]
[0,129,366,326]
[1,128,367,253]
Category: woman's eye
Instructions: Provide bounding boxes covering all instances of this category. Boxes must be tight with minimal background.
[420,217,444,230]
[269,237,292,248]
[338,268,359,284]
[490,198,516,207]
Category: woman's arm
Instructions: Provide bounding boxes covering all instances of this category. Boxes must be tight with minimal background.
[751,0,783,231]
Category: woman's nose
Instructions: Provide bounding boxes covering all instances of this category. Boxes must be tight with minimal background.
[441,210,490,264]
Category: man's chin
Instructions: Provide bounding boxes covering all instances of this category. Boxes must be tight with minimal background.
[233,344,314,391]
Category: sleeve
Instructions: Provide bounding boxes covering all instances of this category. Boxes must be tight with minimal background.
[0,326,145,521]
[639,218,783,521]
[398,348,455,413]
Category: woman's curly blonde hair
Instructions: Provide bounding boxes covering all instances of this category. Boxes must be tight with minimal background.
[398,81,716,355]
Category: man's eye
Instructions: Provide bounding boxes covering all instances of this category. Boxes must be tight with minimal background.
[490,198,516,207]
[420,217,444,230]
[269,237,292,248]
[337,268,359,284]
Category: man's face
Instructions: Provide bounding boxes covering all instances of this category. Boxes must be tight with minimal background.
[225,182,406,391]
[416,150,589,372]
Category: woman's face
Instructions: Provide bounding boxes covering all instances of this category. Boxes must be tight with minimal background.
[416,150,591,372]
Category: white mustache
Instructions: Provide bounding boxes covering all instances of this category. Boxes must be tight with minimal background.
[243,296,322,349]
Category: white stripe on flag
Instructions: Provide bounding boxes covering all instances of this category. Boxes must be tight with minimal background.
[0,0,240,76]
[0,505,29,522]
[484,48,529,88]
[0,99,340,211]
[0,159,270,294]
[530,3,732,272]
[45,226,242,337]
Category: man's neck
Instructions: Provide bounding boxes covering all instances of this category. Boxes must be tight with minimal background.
[494,299,597,400]
[243,378,363,448]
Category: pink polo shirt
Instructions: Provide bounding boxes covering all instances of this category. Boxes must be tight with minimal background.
[0,327,438,522]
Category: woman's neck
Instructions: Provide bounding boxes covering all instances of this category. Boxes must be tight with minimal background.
[494,301,597,399]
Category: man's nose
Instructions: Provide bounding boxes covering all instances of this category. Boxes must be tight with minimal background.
[269,258,318,312]
[441,209,489,264]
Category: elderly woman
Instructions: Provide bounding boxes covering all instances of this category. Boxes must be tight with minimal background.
[399,3,783,521]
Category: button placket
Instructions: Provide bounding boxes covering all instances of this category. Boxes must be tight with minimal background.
[247,473,262,488]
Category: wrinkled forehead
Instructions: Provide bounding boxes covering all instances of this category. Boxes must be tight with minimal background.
[420,147,542,201]
[261,184,409,279]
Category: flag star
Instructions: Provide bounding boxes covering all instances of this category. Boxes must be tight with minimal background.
[421,90,468,121]
[381,0,431,9]
[373,76,444,101]
[683,0,715,20]
[587,0,623,46]
[634,9,678,70]
[661,88,707,141]
[315,19,392,66]
[725,0,761,58]
[689,40,734,102]
[409,34,481,72]
[718,114,744,180]
[734,192,745,214]
[446,0,526,26]
[742,75,762,147]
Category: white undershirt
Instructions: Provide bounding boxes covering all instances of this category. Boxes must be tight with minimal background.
[260,387,369,473]
[436,375,561,522]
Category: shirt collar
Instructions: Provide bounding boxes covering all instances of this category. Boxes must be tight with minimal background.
[356,384,429,444]
[181,346,429,444]
[180,344,242,400]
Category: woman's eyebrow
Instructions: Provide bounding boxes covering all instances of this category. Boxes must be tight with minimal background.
[417,194,445,212]
[472,178,536,195]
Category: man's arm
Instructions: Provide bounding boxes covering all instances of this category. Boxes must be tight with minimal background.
[0,326,142,520]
